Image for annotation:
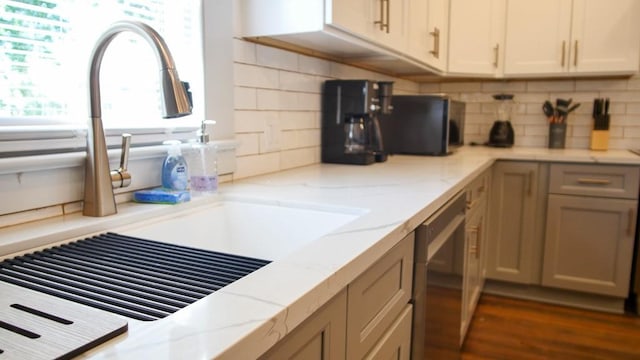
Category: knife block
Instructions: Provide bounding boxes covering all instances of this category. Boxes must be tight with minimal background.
[590,130,609,151]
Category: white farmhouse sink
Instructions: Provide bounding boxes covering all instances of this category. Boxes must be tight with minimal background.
[118,197,365,261]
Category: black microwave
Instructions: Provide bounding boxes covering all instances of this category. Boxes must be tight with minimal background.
[380,95,465,156]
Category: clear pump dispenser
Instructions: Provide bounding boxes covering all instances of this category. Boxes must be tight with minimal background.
[188,120,218,195]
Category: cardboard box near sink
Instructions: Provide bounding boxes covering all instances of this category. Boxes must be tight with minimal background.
[116,197,366,261]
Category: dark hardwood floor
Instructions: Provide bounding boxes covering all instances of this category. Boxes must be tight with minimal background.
[461,294,640,360]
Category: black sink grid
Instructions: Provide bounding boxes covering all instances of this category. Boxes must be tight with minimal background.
[0,232,271,321]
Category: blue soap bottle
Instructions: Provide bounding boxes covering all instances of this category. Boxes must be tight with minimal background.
[162,140,189,191]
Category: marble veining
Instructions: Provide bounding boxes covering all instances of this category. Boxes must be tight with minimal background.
[2,147,640,359]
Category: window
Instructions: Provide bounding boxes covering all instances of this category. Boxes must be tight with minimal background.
[0,0,203,155]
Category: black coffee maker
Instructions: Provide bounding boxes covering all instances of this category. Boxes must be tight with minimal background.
[321,80,393,165]
[488,94,515,147]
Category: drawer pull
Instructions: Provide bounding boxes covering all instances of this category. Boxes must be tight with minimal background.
[576,178,611,185]
[629,209,635,237]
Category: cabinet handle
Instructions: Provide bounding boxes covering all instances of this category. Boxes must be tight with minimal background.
[493,44,499,68]
[576,178,611,185]
[430,27,440,58]
[385,0,390,33]
[574,40,579,67]
[628,209,635,237]
[561,41,566,67]
[374,0,389,32]
[476,222,482,260]
[527,170,534,197]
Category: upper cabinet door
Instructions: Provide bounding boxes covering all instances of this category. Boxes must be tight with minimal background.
[503,0,573,76]
[425,0,450,71]
[570,0,640,74]
[330,0,376,39]
[448,0,505,76]
[332,0,409,53]
[407,0,449,71]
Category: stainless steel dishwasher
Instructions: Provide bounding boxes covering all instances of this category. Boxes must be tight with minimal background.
[412,191,466,360]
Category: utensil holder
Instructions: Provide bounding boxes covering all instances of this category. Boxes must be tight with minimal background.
[548,123,567,149]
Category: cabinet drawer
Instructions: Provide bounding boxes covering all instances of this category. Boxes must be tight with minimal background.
[549,164,640,199]
[346,233,414,360]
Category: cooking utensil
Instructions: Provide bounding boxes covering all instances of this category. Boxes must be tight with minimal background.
[543,101,555,117]
[567,103,580,113]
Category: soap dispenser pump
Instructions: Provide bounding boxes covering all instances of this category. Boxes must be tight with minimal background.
[188,120,218,195]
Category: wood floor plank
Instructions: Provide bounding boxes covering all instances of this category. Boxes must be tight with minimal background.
[461,294,640,360]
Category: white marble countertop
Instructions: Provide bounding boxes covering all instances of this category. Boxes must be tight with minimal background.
[1,147,639,359]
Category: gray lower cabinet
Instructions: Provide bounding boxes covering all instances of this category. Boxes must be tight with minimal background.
[347,232,414,360]
[462,168,490,339]
[542,164,640,298]
[486,161,547,284]
[261,233,414,360]
[259,289,347,360]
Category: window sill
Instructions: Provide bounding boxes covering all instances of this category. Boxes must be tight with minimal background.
[0,139,238,217]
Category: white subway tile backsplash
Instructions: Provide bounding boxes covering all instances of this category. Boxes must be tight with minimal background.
[281,148,319,170]
[235,63,279,89]
[482,81,527,93]
[235,133,261,156]
[441,82,482,93]
[575,79,628,92]
[298,54,332,76]
[256,89,282,110]
[526,80,574,92]
[235,110,268,133]
[256,44,299,71]
[279,111,318,130]
[234,87,257,110]
[233,38,257,64]
[279,71,322,93]
[233,39,640,180]
[235,152,281,179]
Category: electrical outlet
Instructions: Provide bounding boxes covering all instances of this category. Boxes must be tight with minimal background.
[263,116,281,152]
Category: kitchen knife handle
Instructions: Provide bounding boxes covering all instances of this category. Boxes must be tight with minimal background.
[493,44,499,68]
[574,40,579,67]
[577,178,611,185]
[430,27,440,58]
[561,41,566,67]
[628,209,635,237]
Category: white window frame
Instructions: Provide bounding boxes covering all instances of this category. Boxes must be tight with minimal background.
[0,1,236,217]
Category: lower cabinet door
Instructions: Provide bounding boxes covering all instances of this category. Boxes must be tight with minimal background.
[542,195,637,297]
[363,305,413,360]
[260,289,347,360]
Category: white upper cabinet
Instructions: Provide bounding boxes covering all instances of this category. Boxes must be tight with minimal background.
[504,0,640,76]
[570,0,640,74]
[333,0,409,52]
[448,0,506,76]
[504,0,572,75]
[407,0,449,71]
[239,0,640,78]
[239,0,437,74]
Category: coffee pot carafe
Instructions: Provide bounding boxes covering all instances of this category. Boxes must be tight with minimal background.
[488,94,515,147]
[321,80,393,165]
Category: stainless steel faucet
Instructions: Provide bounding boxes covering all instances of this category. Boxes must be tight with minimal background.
[83,21,192,217]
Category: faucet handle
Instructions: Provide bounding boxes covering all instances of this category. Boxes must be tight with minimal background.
[111,133,132,188]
